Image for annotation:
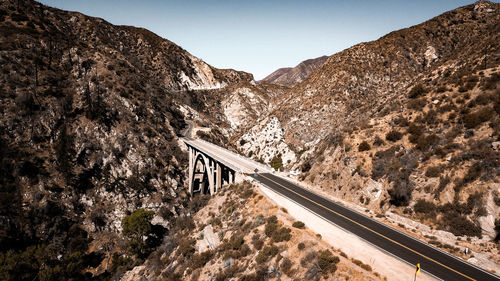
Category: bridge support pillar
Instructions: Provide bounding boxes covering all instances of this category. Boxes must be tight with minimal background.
[216,163,222,193]
[208,159,215,195]
[188,146,194,195]
[230,170,235,184]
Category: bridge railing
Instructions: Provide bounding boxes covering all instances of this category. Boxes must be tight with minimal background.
[192,138,273,173]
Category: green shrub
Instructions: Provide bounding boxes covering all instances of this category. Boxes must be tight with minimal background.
[317,250,339,273]
[408,84,427,99]
[256,244,279,264]
[358,141,371,152]
[407,123,423,137]
[252,238,264,250]
[255,252,268,264]
[264,222,277,237]
[177,238,196,258]
[270,156,283,170]
[121,209,157,257]
[280,258,293,276]
[385,130,403,142]
[463,107,493,129]
[191,250,214,269]
[267,215,278,224]
[122,209,155,238]
[415,134,440,151]
[272,227,292,242]
[227,233,245,251]
[298,243,305,250]
[292,221,305,229]
[440,213,481,237]
[352,259,372,271]
[262,245,279,257]
[414,200,436,214]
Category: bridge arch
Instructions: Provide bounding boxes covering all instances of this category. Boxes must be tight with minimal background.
[187,144,236,196]
[191,152,215,195]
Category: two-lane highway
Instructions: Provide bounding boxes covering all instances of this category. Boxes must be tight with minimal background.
[251,173,499,281]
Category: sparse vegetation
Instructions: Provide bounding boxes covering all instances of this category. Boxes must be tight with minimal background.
[358,141,371,151]
[292,221,306,229]
[385,130,403,142]
[270,155,283,170]
[408,84,427,99]
[414,199,436,215]
[317,250,340,273]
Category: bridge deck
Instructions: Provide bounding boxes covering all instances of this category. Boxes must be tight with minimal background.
[182,138,272,174]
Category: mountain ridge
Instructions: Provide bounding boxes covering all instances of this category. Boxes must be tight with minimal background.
[260,55,328,87]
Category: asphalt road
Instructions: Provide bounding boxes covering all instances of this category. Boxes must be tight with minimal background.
[251,172,499,281]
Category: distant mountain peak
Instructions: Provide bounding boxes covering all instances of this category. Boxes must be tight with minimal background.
[260,55,328,87]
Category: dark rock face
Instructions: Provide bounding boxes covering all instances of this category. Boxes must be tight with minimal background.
[0,0,251,278]
[261,55,328,87]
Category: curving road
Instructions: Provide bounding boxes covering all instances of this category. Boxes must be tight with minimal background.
[251,172,499,281]
[181,127,499,281]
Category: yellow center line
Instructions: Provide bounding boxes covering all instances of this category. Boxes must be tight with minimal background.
[259,174,476,281]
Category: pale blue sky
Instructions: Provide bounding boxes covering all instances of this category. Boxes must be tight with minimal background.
[39,0,484,79]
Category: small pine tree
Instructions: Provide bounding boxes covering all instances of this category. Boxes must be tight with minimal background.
[121,209,155,257]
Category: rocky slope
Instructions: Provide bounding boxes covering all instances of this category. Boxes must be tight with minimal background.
[121,181,383,281]
[236,0,500,260]
[275,2,499,149]
[261,55,328,87]
[0,0,251,279]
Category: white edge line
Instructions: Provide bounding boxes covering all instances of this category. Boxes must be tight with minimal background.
[271,173,500,280]
[253,177,444,281]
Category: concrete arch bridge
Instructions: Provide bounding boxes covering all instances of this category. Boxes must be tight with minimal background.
[182,138,272,195]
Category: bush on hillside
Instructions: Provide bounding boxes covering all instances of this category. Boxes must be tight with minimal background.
[358,141,371,151]
[408,84,427,99]
[385,130,403,142]
[292,221,305,229]
[270,155,283,170]
[317,250,339,273]
[441,213,481,237]
[414,199,436,214]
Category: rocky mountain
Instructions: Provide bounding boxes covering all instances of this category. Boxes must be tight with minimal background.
[274,1,499,149]
[260,55,328,87]
[237,1,500,263]
[0,0,252,279]
[1,0,500,279]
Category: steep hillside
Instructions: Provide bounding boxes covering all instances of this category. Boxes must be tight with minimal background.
[121,182,383,281]
[261,55,328,87]
[235,1,500,260]
[0,0,251,279]
[274,1,499,149]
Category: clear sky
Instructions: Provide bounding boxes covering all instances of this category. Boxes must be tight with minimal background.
[39,0,483,80]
